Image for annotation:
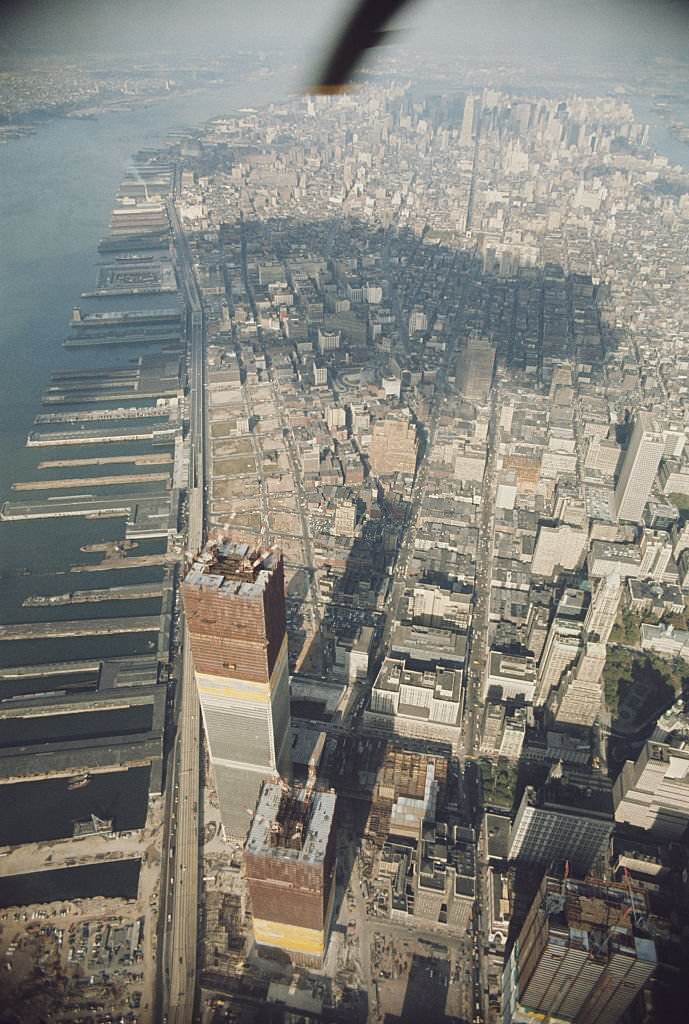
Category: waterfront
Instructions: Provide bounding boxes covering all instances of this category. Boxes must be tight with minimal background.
[0,766,151,846]
[0,859,141,908]
[0,71,291,643]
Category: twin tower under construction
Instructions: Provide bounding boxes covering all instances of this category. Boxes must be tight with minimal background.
[181,536,336,966]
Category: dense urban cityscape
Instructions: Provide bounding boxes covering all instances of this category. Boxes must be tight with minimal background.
[2,33,689,1024]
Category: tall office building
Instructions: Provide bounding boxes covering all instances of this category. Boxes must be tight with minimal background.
[613,738,689,840]
[181,538,292,839]
[553,641,608,728]
[503,874,657,1024]
[613,412,665,523]
[509,766,613,875]
[534,618,583,705]
[639,528,673,580]
[584,575,622,644]
[245,782,337,967]
[460,94,477,147]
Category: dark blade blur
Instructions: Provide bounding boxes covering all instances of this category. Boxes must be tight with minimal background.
[311,0,416,93]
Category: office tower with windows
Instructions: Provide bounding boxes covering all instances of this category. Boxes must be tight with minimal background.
[613,738,689,840]
[613,412,665,523]
[509,766,613,875]
[534,618,583,705]
[181,538,292,839]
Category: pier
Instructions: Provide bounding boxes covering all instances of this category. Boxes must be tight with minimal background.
[34,408,173,425]
[13,472,170,491]
[0,617,160,640]
[1,498,131,521]
[37,454,172,470]
[23,584,164,607]
[70,554,170,572]
[63,332,182,349]
[27,427,175,446]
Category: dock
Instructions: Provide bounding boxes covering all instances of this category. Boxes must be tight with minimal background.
[34,408,172,425]
[1,498,131,521]
[27,427,176,446]
[0,617,160,640]
[1,494,173,535]
[63,332,182,349]
[36,454,172,470]
[23,584,164,607]
[70,554,171,572]
[69,308,180,329]
[13,472,170,491]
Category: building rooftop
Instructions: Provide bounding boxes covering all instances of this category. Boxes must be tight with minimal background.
[184,538,281,600]
[539,875,656,959]
[488,651,537,683]
[245,782,336,865]
[524,765,614,819]
[391,623,467,668]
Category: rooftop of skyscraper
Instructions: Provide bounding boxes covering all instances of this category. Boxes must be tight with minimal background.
[245,782,336,864]
[539,875,656,957]
[184,536,282,599]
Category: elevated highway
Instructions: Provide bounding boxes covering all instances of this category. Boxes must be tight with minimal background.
[159,199,206,1024]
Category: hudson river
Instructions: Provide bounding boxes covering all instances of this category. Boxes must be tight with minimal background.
[0,70,291,640]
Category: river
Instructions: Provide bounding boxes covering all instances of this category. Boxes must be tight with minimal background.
[0,70,293,644]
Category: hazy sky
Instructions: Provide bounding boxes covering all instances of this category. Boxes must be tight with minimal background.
[3,0,689,63]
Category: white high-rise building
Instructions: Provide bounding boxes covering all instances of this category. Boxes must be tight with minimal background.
[613,411,665,523]
[460,94,477,147]
[585,575,622,644]
[553,641,608,727]
[613,738,689,839]
[534,618,583,705]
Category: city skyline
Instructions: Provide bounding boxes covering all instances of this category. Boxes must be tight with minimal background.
[2,37,689,1024]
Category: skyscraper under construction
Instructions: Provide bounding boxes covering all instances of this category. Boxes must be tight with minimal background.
[181,537,292,839]
[245,781,337,967]
[503,873,657,1024]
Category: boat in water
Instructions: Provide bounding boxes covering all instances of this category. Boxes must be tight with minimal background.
[67,773,91,790]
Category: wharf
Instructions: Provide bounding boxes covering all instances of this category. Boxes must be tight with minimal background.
[13,472,170,491]
[92,260,176,294]
[80,288,176,297]
[42,389,179,406]
[64,332,182,349]
[0,616,160,640]
[70,554,170,572]
[37,454,172,469]
[35,407,172,424]
[1,497,130,521]
[98,234,170,252]
[0,655,158,690]
[23,584,164,607]
[28,427,176,445]
[70,308,180,329]
[1,493,175,536]
[0,661,101,680]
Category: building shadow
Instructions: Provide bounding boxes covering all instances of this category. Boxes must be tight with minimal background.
[383,953,458,1024]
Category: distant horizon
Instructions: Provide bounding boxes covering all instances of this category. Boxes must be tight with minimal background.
[3,0,689,64]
